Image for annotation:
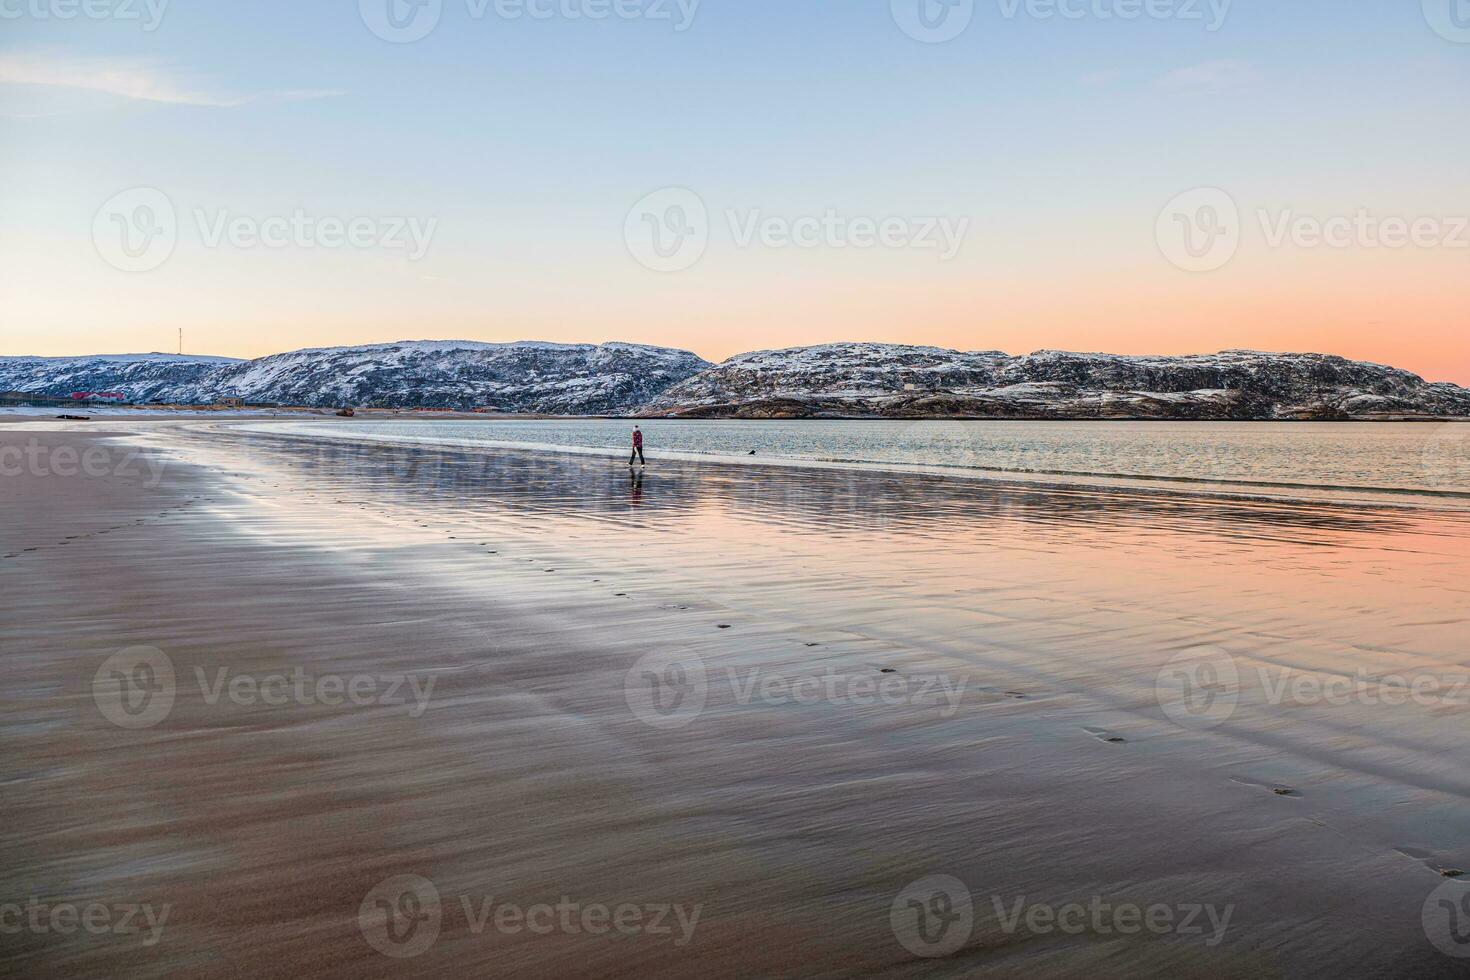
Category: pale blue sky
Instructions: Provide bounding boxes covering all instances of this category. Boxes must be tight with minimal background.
[2,0,1467,379]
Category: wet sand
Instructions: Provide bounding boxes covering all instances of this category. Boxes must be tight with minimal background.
[3,423,1469,978]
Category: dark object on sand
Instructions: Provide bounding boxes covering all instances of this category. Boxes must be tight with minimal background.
[878,668,897,674]
[748,450,756,455]
[336,407,356,417]
[56,415,91,421]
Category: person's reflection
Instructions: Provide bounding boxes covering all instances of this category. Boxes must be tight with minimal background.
[629,467,644,506]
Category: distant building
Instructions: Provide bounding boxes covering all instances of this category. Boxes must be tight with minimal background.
[216,397,246,408]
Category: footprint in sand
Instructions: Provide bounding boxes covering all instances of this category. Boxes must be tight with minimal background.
[1395,847,1465,877]
[1230,775,1298,797]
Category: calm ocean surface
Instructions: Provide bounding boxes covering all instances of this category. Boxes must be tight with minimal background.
[233,419,1470,502]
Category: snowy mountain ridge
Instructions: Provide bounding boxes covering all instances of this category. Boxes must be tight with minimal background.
[0,341,708,414]
[182,340,710,413]
[645,344,1470,421]
[0,353,244,403]
[3,341,1468,420]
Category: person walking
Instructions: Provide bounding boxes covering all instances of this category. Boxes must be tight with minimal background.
[629,425,646,467]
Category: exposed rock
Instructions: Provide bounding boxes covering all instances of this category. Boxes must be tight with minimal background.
[1,342,709,414]
[643,344,1470,421]
[0,353,241,403]
[6,341,1467,420]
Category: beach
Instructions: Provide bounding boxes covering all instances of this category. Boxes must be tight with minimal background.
[3,421,1469,978]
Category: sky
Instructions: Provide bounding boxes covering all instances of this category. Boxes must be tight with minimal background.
[1,0,1467,382]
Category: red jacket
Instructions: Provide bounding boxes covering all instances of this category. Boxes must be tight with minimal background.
[633,430,643,448]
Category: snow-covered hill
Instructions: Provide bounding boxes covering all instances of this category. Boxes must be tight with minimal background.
[7,342,1467,420]
[174,340,709,413]
[0,353,243,402]
[644,344,1470,421]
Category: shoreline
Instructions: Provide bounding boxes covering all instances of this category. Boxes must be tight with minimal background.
[213,418,1470,512]
[5,405,1470,424]
[12,414,1470,511]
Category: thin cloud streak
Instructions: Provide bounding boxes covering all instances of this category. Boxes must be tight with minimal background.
[1155,59,1261,92]
[0,51,343,108]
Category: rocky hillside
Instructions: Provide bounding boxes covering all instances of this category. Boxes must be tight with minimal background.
[0,354,242,402]
[643,345,1470,421]
[1,342,710,414]
[180,341,710,413]
[6,342,1467,420]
